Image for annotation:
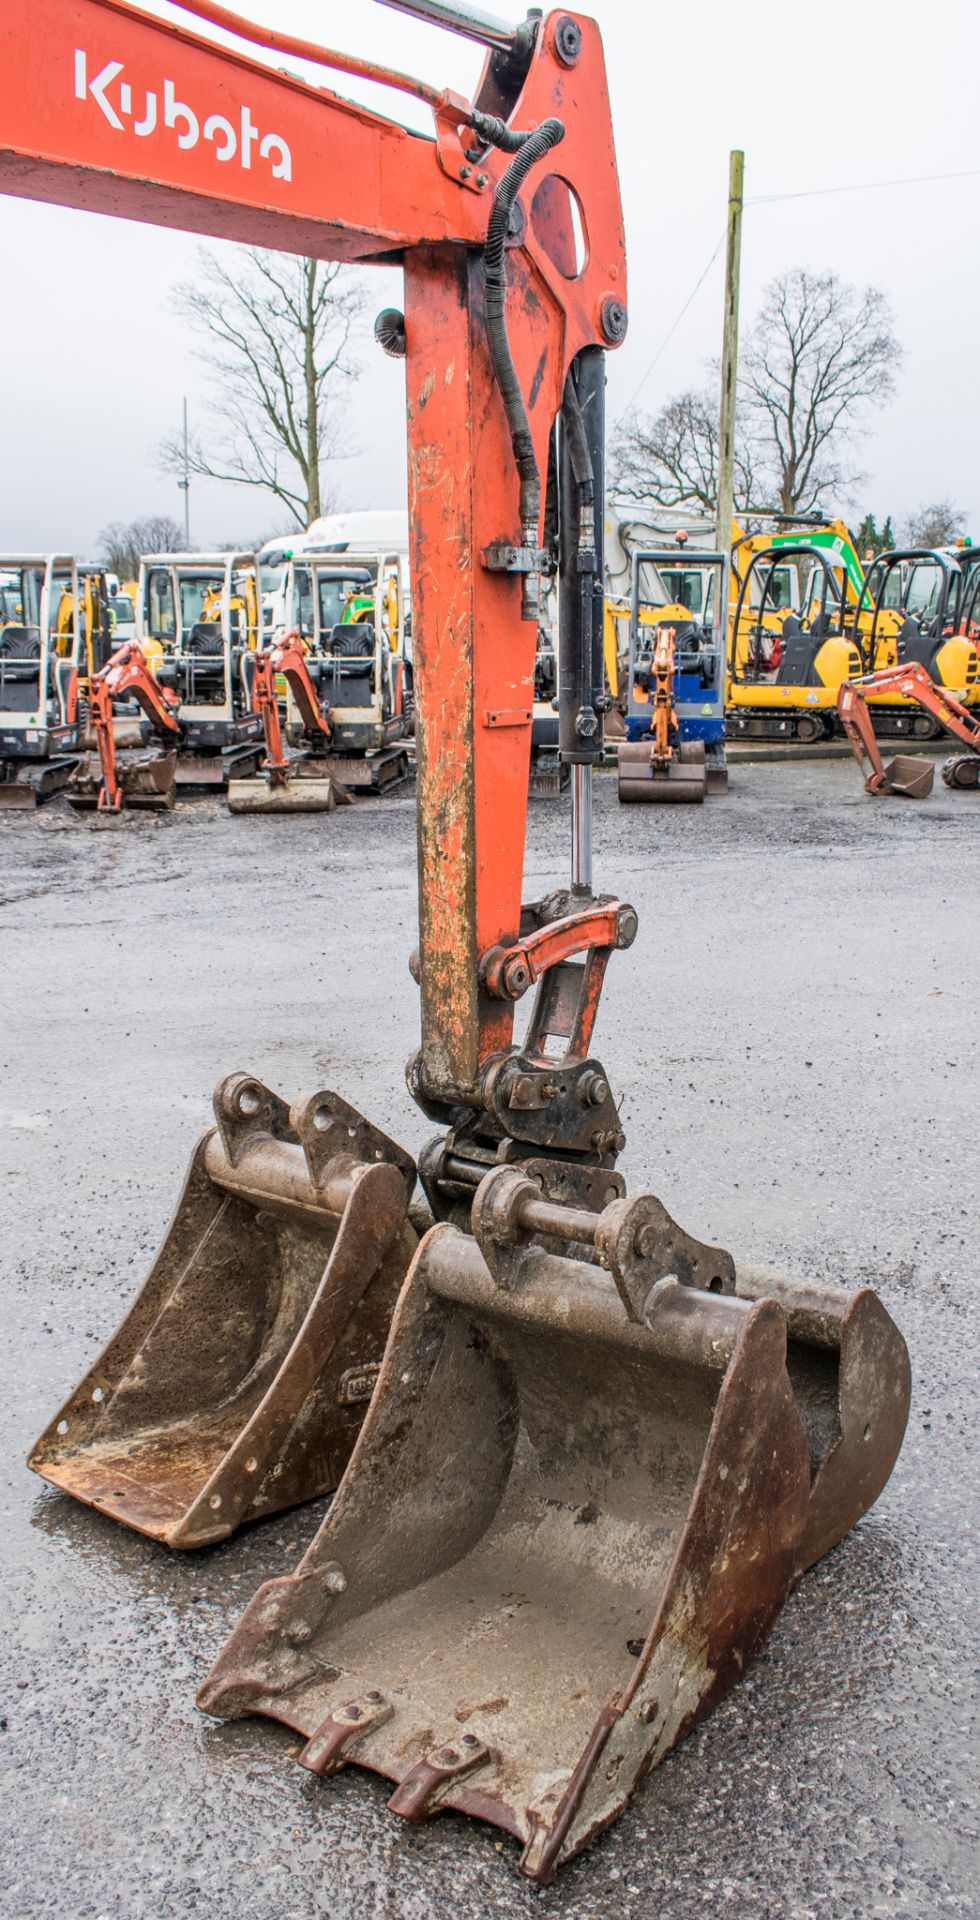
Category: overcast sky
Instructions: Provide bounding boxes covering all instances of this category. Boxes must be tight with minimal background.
[1,0,976,553]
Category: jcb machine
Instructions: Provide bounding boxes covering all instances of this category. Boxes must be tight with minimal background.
[849,549,980,731]
[14,0,909,1883]
[69,550,264,806]
[618,543,728,801]
[727,541,865,742]
[839,660,980,796]
[0,553,83,805]
[230,550,410,809]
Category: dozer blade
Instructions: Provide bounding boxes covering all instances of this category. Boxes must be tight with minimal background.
[880,753,934,799]
[0,757,79,807]
[68,750,177,811]
[199,1167,909,1880]
[618,737,707,803]
[29,1074,416,1548]
[227,764,353,814]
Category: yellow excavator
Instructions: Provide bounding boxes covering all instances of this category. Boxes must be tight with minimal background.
[848,549,980,734]
[726,519,867,744]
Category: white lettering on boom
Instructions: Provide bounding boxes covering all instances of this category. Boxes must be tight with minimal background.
[73,50,293,181]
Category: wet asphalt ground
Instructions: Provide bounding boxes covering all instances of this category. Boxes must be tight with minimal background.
[0,760,977,1920]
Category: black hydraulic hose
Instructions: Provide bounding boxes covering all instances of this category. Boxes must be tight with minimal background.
[560,376,594,503]
[468,109,532,154]
[483,116,564,546]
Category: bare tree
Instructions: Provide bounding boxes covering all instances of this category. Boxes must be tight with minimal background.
[98,514,185,577]
[614,269,901,523]
[613,388,756,515]
[159,248,366,529]
[741,270,902,515]
[902,499,967,548]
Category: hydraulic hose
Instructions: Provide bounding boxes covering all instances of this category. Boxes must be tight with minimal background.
[483,117,564,554]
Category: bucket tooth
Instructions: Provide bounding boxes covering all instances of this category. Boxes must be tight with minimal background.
[29,1074,417,1547]
[387,1734,494,1822]
[298,1692,394,1777]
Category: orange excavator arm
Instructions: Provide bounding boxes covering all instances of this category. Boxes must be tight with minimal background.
[838,660,980,797]
[650,624,677,764]
[89,639,180,810]
[250,631,332,787]
[0,0,629,1147]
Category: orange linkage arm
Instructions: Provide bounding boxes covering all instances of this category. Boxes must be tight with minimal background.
[837,682,889,794]
[273,634,333,746]
[249,651,288,786]
[89,641,180,810]
[651,626,676,764]
[250,634,332,785]
[854,661,980,750]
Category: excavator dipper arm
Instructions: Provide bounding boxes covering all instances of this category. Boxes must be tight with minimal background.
[1,0,627,1123]
[249,633,333,786]
[88,640,180,810]
[839,661,980,795]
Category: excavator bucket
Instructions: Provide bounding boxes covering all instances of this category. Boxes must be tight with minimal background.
[29,1074,416,1548]
[199,1166,909,1880]
[618,737,708,803]
[880,753,934,799]
[226,764,353,814]
[68,749,178,810]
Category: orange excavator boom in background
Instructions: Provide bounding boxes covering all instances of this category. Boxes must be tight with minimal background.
[839,660,980,796]
[71,638,181,810]
[232,629,352,812]
[10,0,909,1882]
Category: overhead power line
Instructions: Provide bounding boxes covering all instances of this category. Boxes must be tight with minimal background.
[623,166,978,411]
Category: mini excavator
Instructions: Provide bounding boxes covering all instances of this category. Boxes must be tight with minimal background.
[69,639,182,810]
[228,628,352,813]
[70,551,264,807]
[839,659,980,796]
[617,540,728,801]
[10,0,909,1884]
[0,553,84,805]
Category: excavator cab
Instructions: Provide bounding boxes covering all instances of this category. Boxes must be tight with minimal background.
[283,550,410,789]
[140,553,264,784]
[0,554,82,805]
[729,544,862,743]
[69,553,265,809]
[618,544,728,800]
[852,551,980,727]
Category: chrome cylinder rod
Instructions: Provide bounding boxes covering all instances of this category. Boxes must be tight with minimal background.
[376,0,520,49]
[571,763,593,893]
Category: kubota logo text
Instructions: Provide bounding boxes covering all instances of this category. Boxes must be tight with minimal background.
[74,50,292,181]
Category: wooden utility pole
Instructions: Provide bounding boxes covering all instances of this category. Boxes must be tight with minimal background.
[716,150,744,554]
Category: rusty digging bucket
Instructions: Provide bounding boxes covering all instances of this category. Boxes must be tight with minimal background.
[198,1164,910,1881]
[618,738,708,803]
[67,749,178,810]
[29,1074,416,1548]
[879,752,935,799]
